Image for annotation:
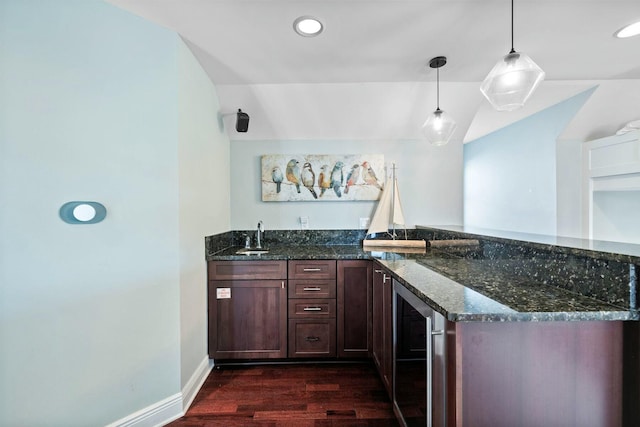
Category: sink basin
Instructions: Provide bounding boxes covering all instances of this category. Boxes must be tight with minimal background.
[236,248,269,255]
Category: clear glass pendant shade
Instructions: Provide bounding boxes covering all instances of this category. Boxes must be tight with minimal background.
[480,51,545,111]
[421,108,457,146]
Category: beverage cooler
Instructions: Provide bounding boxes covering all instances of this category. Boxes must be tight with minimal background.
[393,280,446,427]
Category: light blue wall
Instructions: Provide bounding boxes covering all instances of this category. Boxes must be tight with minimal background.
[230,139,463,230]
[463,90,594,235]
[0,1,223,425]
[177,42,230,390]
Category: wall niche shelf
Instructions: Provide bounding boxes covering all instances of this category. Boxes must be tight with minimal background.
[582,130,640,243]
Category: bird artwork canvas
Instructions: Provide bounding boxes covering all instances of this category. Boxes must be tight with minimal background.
[261,154,384,202]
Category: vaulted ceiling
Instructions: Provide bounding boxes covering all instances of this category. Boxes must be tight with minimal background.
[108,0,640,142]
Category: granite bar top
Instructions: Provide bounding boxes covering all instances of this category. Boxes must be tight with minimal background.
[417,225,640,264]
[379,255,636,322]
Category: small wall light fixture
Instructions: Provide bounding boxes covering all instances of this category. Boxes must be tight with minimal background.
[480,0,545,111]
[614,20,640,38]
[293,16,323,37]
[59,201,107,224]
[422,56,457,146]
[236,109,250,132]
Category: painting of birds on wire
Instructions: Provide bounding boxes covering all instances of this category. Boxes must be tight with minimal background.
[261,154,385,202]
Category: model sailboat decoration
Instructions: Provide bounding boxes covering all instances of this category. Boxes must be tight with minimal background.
[362,164,426,251]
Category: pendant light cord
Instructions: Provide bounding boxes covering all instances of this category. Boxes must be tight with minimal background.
[510,0,515,54]
[436,66,440,110]
[428,56,446,112]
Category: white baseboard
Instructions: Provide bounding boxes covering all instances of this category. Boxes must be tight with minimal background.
[105,393,183,427]
[181,356,214,411]
[106,357,213,427]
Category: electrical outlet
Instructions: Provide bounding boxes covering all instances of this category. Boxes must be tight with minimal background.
[300,216,309,229]
[359,217,370,229]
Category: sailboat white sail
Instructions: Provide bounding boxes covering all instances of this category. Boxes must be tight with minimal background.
[363,164,426,250]
[367,176,406,236]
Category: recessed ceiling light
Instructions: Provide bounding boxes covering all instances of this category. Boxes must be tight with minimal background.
[293,16,323,37]
[614,20,640,38]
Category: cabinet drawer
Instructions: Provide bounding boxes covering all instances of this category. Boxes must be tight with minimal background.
[288,279,336,298]
[208,260,286,280]
[288,299,336,318]
[288,319,336,358]
[288,260,336,280]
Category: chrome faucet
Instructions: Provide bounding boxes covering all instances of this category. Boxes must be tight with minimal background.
[255,220,264,249]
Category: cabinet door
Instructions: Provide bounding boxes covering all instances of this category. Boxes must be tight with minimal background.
[373,267,393,397]
[372,269,384,370]
[208,280,287,359]
[382,271,393,397]
[337,260,372,358]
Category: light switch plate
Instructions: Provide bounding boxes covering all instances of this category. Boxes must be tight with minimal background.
[300,216,309,229]
[359,217,370,229]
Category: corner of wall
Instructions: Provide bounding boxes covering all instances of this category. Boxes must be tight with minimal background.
[176,38,229,396]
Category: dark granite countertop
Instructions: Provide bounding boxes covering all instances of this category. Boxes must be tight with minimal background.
[206,242,638,322]
[379,256,635,322]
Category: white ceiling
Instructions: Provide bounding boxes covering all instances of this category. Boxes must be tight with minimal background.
[107,0,640,141]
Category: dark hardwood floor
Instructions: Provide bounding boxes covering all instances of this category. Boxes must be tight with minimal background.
[167,362,400,426]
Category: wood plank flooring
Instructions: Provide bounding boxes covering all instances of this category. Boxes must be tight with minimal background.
[167,362,399,426]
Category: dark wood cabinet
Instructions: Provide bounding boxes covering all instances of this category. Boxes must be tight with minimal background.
[288,319,337,357]
[448,320,625,427]
[337,260,372,358]
[372,267,393,398]
[208,261,287,360]
[287,260,337,358]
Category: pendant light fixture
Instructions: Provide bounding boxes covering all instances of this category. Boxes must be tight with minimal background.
[422,56,456,146]
[480,0,545,111]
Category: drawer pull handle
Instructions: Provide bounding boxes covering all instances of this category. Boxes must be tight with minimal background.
[303,268,322,272]
[303,287,322,291]
[305,336,320,342]
[303,307,322,311]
